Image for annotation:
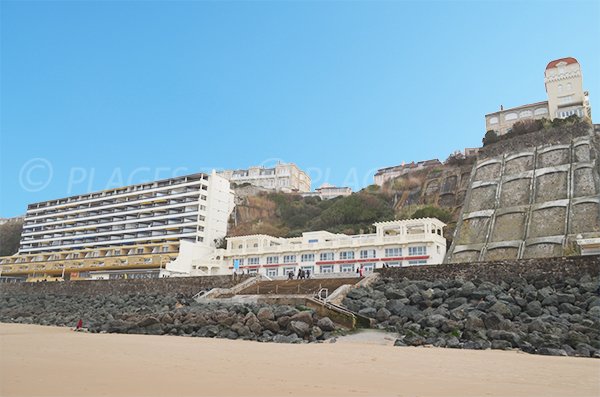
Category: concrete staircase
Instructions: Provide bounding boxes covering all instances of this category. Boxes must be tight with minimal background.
[236,277,359,296]
[193,275,373,330]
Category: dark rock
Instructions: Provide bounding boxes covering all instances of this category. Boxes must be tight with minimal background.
[376,308,392,322]
[317,317,336,332]
[537,347,568,356]
[491,340,512,350]
[273,333,300,344]
[290,311,313,326]
[262,319,280,333]
[525,301,543,317]
[358,307,377,319]
[403,334,426,346]
[257,307,275,321]
[137,316,160,328]
[488,301,513,319]
[289,321,310,337]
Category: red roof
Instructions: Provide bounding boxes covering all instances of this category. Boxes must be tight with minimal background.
[546,57,578,70]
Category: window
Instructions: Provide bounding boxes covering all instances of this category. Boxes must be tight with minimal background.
[283,266,296,275]
[320,265,334,273]
[362,263,375,272]
[534,108,548,116]
[386,261,402,267]
[385,247,402,257]
[408,246,427,256]
[308,239,318,243]
[505,113,518,121]
[301,265,314,274]
[558,84,563,93]
[320,252,334,261]
[238,244,243,249]
[266,256,279,264]
[248,257,260,265]
[162,247,169,253]
[519,110,532,118]
[360,249,376,259]
[340,264,355,273]
[283,255,296,263]
[137,248,144,254]
[266,268,278,277]
[235,258,244,266]
[407,260,427,265]
[248,268,258,275]
[489,116,499,125]
[301,253,315,262]
[339,251,355,260]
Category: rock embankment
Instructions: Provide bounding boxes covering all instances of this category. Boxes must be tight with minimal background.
[0,293,339,343]
[343,274,600,358]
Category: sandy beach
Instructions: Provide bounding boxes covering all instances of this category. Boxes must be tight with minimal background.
[0,323,598,397]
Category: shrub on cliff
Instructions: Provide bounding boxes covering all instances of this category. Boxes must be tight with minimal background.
[445,151,476,167]
[410,206,452,223]
[482,130,499,146]
[509,119,544,136]
[0,219,23,256]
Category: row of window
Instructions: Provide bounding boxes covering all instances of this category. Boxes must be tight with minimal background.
[236,246,427,265]
[256,260,428,276]
[488,108,548,125]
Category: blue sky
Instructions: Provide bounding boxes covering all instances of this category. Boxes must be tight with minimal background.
[1,0,599,217]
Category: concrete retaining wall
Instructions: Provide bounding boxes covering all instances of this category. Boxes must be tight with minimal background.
[377,255,600,284]
[0,275,251,297]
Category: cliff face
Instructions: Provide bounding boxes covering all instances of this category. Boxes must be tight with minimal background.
[446,122,600,262]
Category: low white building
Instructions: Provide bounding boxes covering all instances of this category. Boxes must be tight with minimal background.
[302,184,352,200]
[222,218,446,277]
[218,162,311,193]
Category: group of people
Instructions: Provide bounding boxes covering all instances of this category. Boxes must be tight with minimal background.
[288,269,310,280]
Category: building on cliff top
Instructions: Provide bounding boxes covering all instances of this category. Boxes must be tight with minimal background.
[374,159,442,186]
[301,183,352,200]
[485,57,592,135]
[217,162,311,193]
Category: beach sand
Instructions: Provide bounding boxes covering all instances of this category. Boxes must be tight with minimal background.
[1,323,598,397]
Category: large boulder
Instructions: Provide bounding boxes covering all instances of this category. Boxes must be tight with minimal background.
[376,308,392,322]
[489,301,513,319]
[317,317,336,332]
[290,311,314,327]
[257,307,275,322]
[289,320,310,337]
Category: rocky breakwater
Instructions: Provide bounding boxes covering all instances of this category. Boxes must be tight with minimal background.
[342,274,600,357]
[0,292,340,343]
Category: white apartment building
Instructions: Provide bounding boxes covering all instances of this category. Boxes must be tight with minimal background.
[302,184,352,200]
[218,162,311,193]
[18,171,234,254]
[222,218,446,277]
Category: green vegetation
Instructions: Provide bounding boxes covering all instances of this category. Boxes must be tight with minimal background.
[265,191,394,236]
[0,219,23,256]
[410,206,453,223]
[483,115,586,146]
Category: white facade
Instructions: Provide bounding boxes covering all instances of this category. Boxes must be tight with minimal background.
[302,184,352,200]
[222,218,446,277]
[545,58,591,120]
[218,163,311,193]
[19,171,235,254]
[374,160,442,186]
